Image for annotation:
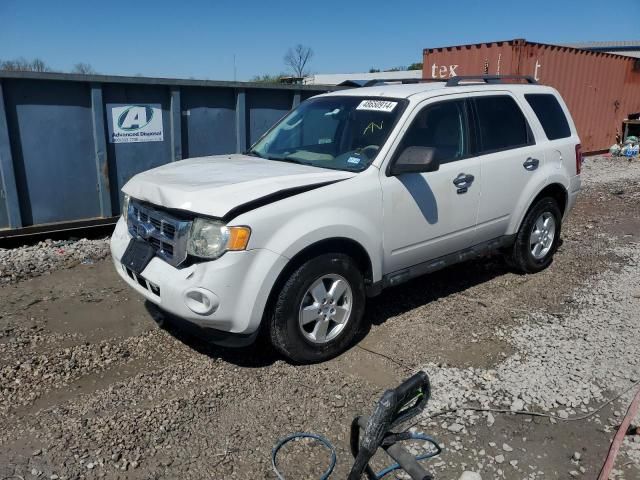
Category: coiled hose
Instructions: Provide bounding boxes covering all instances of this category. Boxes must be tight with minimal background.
[271,431,441,479]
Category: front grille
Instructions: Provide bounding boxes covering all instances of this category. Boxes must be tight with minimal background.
[127,200,191,267]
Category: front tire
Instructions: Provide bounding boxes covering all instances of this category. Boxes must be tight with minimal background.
[507,197,562,274]
[268,253,366,363]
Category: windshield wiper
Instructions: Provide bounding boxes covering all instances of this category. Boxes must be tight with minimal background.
[276,157,317,167]
[246,151,325,169]
[244,150,264,158]
[245,150,286,162]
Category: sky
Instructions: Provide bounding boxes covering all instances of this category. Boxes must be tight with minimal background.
[1,0,638,81]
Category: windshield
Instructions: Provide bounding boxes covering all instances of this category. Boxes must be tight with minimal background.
[249,96,407,172]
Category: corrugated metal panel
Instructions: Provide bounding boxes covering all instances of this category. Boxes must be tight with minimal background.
[102,82,173,219]
[423,40,521,79]
[0,72,340,235]
[423,39,640,152]
[246,89,293,146]
[4,79,102,225]
[180,87,237,159]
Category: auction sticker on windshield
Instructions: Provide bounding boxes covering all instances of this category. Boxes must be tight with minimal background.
[356,100,398,113]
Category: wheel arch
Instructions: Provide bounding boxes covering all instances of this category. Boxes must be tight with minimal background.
[511,182,569,234]
[532,183,568,216]
[262,237,375,329]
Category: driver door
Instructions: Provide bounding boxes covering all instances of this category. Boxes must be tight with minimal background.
[379,97,482,275]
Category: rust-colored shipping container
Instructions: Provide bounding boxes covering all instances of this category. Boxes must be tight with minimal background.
[423,39,640,153]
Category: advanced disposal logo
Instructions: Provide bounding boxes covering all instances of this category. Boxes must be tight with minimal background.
[108,104,163,143]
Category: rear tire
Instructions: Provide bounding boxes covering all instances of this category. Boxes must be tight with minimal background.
[507,197,562,274]
[268,253,365,363]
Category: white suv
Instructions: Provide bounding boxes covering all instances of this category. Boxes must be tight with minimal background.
[111,76,582,363]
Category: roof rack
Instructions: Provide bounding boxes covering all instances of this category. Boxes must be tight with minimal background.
[341,78,445,87]
[376,78,443,84]
[445,75,537,86]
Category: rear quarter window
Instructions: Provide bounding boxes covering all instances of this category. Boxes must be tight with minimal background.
[473,96,533,153]
[524,93,571,140]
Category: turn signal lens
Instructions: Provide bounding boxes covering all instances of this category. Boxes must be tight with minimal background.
[227,227,251,251]
[122,194,130,222]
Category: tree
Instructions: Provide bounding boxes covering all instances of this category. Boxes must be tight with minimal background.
[31,58,49,72]
[72,62,96,74]
[250,73,285,84]
[408,62,423,71]
[284,44,314,78]
[0,57,51,72]
[368,68,381,73]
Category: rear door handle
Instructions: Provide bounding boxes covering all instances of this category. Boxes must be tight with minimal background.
[453,173,474,193]
[523,157,540,171]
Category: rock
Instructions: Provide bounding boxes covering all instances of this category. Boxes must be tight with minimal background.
[458,472,482,480]
[486,412,495,427]
[511,399,525,411]
[569,470,580,477]
[558,410,569,419]
[572,451,581,461]
[494,454,505,464]
[448,423,465,433]
[502,443,513,452]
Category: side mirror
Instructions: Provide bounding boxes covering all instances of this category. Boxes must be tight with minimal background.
[390,146,440,175]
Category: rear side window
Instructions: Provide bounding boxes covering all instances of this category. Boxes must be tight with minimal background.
[525,93,571,140]
[473,96,532,153]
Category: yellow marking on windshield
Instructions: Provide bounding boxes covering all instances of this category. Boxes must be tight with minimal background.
[363,121,384,135]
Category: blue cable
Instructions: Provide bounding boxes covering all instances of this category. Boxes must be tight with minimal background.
[271,432,337,480]
[271,431,441,479]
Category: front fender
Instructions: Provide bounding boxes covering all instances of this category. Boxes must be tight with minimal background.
[235,171,384,282]
[264,209,383,281]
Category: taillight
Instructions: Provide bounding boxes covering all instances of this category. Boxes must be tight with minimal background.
[575,143,582,175]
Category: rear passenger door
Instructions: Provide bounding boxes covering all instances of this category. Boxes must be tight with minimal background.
[471,93,548,243]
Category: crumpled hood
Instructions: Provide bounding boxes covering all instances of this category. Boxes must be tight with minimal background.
[122,154,355,218]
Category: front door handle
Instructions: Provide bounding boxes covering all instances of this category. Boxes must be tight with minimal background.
[453,173,475,189]
[523,157,540,171]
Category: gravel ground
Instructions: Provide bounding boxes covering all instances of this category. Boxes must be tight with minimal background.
[1,155,640,480]
[0,238,110,285]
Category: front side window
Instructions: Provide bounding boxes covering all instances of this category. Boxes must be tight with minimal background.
[249,96,407,172]
[397,100,467,164]
[474,96,532,153]
[525,93,571,140]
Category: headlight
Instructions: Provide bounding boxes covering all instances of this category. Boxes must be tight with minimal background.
[122,194,130,222]
[187,218,251,259]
